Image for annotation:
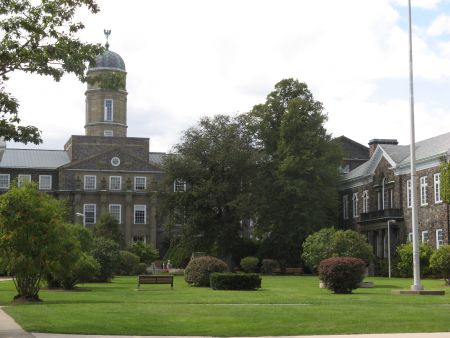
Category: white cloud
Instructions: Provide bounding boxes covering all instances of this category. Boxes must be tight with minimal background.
[427,14,450,36]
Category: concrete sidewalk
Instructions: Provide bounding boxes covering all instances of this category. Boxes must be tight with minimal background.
[0,306,33,338]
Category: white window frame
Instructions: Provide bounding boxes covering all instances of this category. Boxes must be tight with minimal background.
[109,176,122,191]
[421,230,429,243]
[343,195,349,220]
[362,190,369,213]
[377,191,382,211]
[434,173,442,204]
[0,174,10,189]
[420,176,428,206]
[436,229,444,249]
[134,176,147,191]
[17,174,31,187]
[407,179,412,208]
[38,175,52,190]
[352,192,359,218]
[83,204,96,225]
[134,205,146,224]
[109,204,122,224]
[84,175,96,190]
[408,232,413,242]
[173,179,186,192]
[104,99,113,121]
[104,130,113,137]
[133,235,147,243]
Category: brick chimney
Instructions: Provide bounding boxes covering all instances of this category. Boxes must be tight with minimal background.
[368,139,398,157]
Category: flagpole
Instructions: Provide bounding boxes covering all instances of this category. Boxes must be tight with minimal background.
[408,0,423,291]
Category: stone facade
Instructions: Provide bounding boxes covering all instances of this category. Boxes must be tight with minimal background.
[339,135,450,264]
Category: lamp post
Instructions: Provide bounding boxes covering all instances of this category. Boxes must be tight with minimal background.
[75,212,85,226]
[407,0,423,291]
[387,220,396,278]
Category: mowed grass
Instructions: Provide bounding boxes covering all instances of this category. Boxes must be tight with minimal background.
[1,275,450,336]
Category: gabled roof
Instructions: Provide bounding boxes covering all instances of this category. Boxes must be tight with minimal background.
[0,149,70,169]
[341,131,450,184]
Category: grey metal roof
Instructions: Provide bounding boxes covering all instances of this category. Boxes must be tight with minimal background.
[149,152,166,167]
[0,149,70,169]
[88,50,126,72]
[342,131,450,181]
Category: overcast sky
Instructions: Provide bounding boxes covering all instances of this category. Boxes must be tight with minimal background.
[7,0,450,152]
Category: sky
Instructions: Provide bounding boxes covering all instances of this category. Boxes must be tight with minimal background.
[7,0,450,152]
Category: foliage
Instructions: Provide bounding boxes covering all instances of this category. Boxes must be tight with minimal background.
[135,262,147,275]
[260,259,280,274]
[248,79,342,265]
[184,256,228,287]
[210,272,261,290]
[240,256,259,272]
[440,161,450,203]
[60,253,100,289]
[430,245,450,284]
[162,114,258,260]
[396,242,434,278]
[231,237,260,267]
[318,257,366,294]
[127,241,159,265]
[93,214,125,248]
[163,239,191,268]
[91,237,120,282]
[117,251,140,276]
[0,183,67,300]
[87,71,126,90]
[0,0,103,144]
[302,228,373,272]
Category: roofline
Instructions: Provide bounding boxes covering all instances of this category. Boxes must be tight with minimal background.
[334,135,369,151]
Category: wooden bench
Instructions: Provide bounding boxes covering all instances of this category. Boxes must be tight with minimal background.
[273,267,304,275]
[138,275,173,289]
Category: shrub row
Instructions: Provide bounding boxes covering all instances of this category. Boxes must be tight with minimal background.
[210,273,261,290]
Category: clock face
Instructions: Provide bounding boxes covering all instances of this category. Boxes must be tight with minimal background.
[111,157,120,167]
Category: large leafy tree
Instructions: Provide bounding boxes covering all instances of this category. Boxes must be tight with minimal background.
[162,115,258,260]
[0,183,68,301]
[249,79,342,265]
[0,0,103,144]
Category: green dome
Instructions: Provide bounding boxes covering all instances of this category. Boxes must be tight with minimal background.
[88,49,126,72]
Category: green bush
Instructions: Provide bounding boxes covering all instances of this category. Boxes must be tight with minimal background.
[210,273,261,290]
[61,253,100,289]
[318,257,366,294]
[163,241,191,268]
[91,237,120,282]
[430,245,450,284]
[117,251,140,275]
[135,262,147,275]
[184,256,228,287]
[302,228,373,272]
[260,259,279,274]
[240,256,259,272]
[127,241,159,265]
[396,242,434,278]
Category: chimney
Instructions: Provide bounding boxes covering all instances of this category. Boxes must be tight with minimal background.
[368,139,398,157]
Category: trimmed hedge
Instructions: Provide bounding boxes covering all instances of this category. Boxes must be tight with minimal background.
[184,256,228,287]
[318,256,365,294]
[240,256,259,272]
[210,273,261,290]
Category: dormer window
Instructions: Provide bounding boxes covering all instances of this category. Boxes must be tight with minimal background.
[104,99,113,121]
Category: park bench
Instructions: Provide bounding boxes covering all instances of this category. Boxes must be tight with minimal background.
[273,267,304,275]
[138,275,173,289]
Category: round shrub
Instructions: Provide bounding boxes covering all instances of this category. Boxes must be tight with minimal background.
[430,245,450,284]
[240,256,259,273]
[318,257,366,294]
[61,253,100,289]
[184,256,228,287]
[260,259,279,274]
[117,251,140,275]
[135,263,148,275]
[396,242,434,278]
[91,237,120,282]
[127,241,159,265]
[210,273,261,290]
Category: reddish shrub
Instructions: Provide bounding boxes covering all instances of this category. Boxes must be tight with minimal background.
[318,257,365,294]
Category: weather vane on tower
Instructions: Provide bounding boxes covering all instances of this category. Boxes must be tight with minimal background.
[104,29,111,50]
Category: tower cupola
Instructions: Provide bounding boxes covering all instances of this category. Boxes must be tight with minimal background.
[85,30,128,137]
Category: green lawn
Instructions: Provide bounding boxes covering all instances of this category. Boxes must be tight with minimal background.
[1,275,450,336]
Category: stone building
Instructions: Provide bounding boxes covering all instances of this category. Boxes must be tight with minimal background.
[339,134,450,260]
[0,44,168,250]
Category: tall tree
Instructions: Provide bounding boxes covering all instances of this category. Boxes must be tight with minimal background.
[0,0,103,144]
[161,115,257,260]
[249,79,342,265]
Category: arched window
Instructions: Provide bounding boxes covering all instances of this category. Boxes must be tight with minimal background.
[352,193,359,218]
[362,190,369,213]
